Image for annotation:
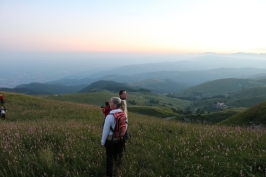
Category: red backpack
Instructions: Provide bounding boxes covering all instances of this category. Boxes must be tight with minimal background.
[110,112,127,139]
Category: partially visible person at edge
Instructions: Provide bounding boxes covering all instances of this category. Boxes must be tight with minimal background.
[102,101,110,117]
[101,97,128,177]
[119,90,129,142]
[0,93,4,104]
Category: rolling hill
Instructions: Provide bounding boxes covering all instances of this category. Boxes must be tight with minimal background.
[78,80,139,93]
[218,100,266,126]
[1,83,86,95]
[176,78,266,98]
[225,86,266,107]
[46,77,96,86]
[48,67,266,93]
[127,78,187,93]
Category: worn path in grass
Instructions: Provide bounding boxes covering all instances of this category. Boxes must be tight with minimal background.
[163,116,175,120]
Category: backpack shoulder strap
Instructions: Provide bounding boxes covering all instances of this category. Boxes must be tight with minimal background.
[109,113,115,132]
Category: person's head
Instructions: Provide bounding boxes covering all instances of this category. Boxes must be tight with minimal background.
[105,101,109,106]
[119,90,127,100]
[109,97,128,116]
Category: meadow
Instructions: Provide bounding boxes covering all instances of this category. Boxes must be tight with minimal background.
[0,92,266,176]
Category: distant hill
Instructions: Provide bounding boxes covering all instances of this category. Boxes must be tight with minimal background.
[224,86,266,107]
[14,83,86,94]
[226,96,266,108]
[51,68,266,92]
[248,73,266,80]
[218,100,266,126]
[0,87,40,95]
[3,53,266,88]
[79,79,186,94]
[176,78,266,97]
[228,86,266,99]
[46,77,96,86]
[87,55,266,78]
[95,68,266,87]
[6,68,266,95]
[78,80,139,93]
[127,78,187,93]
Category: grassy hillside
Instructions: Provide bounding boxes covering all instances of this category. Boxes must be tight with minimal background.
[45,90,191,116]
[221,86,266,107]
[128,106,176,118]
[45,91,115,106]
[218,100,266,126]
[15,82,86,94]
[226,96,266,108]
[227,86,266,98]
[1,92,102,121]
[176,78,265,97]
[0,92,266,176]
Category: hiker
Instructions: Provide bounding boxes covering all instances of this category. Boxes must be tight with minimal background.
[119,90,127,100]
[119,90,129,143]
[0,106,7,120]
[101,97,127,177]
[0,93,4,104]
[102,101,110,118]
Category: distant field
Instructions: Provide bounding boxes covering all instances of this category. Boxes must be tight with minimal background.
[45,91,191,108]
[128,106,177,118]
[44,91,191,117]
[175,108,247,124]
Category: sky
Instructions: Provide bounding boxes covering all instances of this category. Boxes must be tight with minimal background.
[1,0,266,55]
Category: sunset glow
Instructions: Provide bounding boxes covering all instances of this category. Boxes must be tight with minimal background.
[0,0,266,54]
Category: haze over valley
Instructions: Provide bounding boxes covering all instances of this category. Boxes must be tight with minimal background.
[1,53,266,88]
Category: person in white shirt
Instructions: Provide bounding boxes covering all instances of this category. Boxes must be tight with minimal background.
[0,106,7,120]
[101,97,127,177]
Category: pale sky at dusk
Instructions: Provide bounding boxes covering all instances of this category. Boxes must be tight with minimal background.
[1,0,266,54]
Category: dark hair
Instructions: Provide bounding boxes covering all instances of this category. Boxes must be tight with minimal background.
[105,101,109,106]
[119,90,126,96]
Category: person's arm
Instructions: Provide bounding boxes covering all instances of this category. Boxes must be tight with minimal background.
[101,115,112,145]
[102,108,105,114]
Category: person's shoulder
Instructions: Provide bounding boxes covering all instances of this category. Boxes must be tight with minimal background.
[110,109,122,113]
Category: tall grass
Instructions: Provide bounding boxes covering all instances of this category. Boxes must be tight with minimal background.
[0,120,104,177]
[1,117,266,176]
[1,92,266,176]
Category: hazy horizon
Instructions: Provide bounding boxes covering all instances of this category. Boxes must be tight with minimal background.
[1,52,266,88]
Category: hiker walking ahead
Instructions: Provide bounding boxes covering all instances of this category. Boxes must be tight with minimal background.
[101,97,127,177]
